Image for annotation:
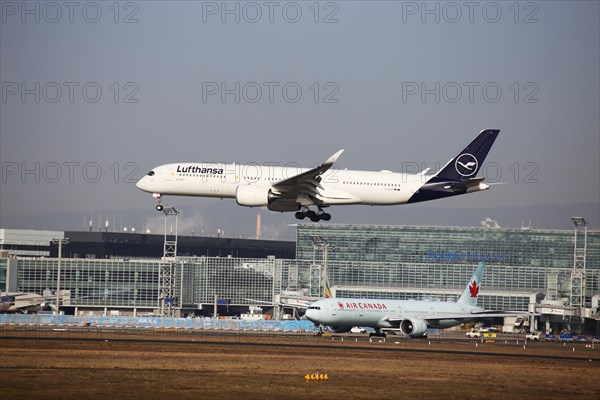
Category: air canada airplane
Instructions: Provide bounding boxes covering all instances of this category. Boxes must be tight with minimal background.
[305,262,525,337]
[136,129,499,221]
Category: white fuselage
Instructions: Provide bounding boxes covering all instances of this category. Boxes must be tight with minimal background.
[136,163,430,206]
[136,130,498,216]
[0,292,46,313]
[305,297,482,330]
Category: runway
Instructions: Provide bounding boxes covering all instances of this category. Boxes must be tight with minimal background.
[1,328,598,400]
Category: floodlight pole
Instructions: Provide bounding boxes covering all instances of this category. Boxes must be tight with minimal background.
[309,236,335,297]
[158,206,179,317]
[570,217,587,333]
[52,238,69,314]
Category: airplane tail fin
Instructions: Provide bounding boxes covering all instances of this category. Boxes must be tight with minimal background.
[324,276,333,298]
[458,262,485,306]
[432,129,500,182]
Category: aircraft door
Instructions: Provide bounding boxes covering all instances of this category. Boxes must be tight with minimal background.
[330,303,338,317]
[165,167,175,181]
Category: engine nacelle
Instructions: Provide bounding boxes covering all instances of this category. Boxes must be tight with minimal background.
[235,185,271,207]
[267,199,299,212]
[327,326,352,333]
[399,318,428,338]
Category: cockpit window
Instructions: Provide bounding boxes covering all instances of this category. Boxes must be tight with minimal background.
[308,306,321,310]
[147,171,155,176]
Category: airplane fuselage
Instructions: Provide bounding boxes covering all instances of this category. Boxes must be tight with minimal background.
[136,163,486,206]
[136,129,499,220]
[305,297,482,331]
[0,292,46,313]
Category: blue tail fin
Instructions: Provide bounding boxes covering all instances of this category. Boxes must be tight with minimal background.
[458,262,486,306]
[433,129,499,182]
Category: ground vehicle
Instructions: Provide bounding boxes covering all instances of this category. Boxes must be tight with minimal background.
[466,330,481,338]
[350,327,367,334]
[525,331,541,341]
[559,333,573,342]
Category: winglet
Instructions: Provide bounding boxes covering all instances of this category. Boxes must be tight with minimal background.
[323,149,344,167]
[458,262,486,306]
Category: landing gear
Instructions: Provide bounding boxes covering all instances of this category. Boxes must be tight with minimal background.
[369,329,387,338]
[153,193,164,212]
[294,207,331,222]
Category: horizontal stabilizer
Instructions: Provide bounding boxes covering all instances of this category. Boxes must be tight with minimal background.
[447,177,486,191]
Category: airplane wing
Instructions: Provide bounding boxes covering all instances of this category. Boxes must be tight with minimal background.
[1,292,46,314]
[386,311,535,323]
[271,149,347,205]
[245,298,311,309]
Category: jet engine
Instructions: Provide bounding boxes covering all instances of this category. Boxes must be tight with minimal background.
[327,326,352,333]
[235,185,272,207]
[236,185,298,211]
[399,318,428,338]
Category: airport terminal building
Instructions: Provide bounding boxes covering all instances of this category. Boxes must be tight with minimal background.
[1,223,599,332]
[297,224,599,307]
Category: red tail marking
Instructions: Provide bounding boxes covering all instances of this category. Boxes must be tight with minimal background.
[469,281,479,298]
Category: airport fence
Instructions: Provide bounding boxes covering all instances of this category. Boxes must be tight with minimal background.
[0,314,317,332]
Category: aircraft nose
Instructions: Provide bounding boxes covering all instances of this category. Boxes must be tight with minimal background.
[136,177,146,191]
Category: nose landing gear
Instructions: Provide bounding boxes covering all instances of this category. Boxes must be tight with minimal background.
[153,193,163,211]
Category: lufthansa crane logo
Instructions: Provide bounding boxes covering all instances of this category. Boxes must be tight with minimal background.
[454,153,478,177]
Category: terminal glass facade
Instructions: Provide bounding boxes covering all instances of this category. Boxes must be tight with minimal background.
[0,259,6,292]
[17,259,162,308]
[14,257,304,310]
[4,224,600,314]
[297,224,600,309]
[297,224,600,269]
[180,256,283,308]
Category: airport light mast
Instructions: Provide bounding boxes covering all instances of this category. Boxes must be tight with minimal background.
[309,235,334,298]
[570,217,587,333]
[51,238,69,315]
[158,206,179,317]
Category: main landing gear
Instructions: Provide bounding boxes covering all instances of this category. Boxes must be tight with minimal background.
[295,207,331,222]
[369,329,387,338]
[153,193,164,211]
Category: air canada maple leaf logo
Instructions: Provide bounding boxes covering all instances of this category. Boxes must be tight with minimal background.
[337,302,344,309]
[469,281,479,298]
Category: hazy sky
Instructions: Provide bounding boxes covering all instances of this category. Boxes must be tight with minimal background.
[1,1,599,236]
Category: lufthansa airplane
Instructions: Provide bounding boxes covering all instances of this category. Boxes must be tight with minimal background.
[305,262,522,337]
[136,129,499,221]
